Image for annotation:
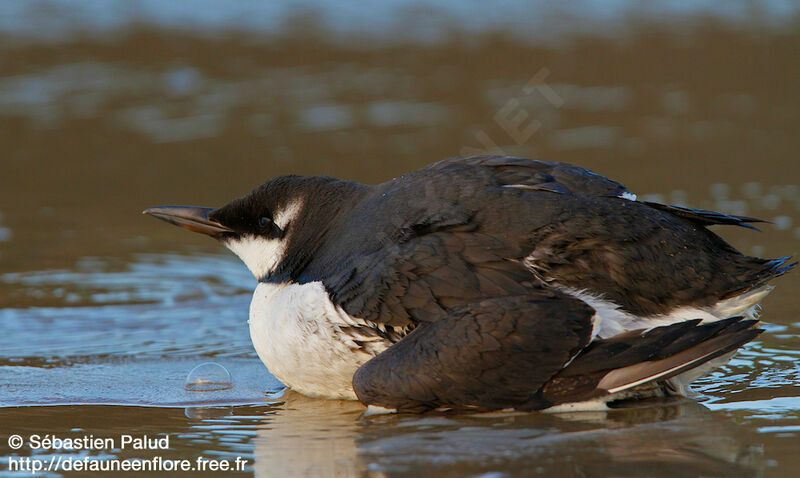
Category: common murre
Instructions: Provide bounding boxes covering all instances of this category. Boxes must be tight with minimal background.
[144,155,795,412]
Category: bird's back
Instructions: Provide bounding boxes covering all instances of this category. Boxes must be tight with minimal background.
[309,155,792,327]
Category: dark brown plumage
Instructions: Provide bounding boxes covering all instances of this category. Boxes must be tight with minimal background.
[299,156,791,325]
[145,155,795,412]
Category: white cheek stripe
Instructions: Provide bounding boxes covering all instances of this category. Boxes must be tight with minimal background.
[275,199,303,230]
[226,236,287,279]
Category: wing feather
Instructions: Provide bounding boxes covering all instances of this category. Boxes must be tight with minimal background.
[353,291,595,412]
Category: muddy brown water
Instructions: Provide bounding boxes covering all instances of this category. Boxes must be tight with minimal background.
[1,3,799,477]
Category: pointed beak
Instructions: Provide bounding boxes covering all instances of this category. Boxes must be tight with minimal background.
[142,206,233,235]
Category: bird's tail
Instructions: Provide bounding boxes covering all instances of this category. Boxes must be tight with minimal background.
[540,316,762,407]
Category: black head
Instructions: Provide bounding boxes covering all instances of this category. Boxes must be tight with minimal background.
[207,176,307,241]
[144,175,366,280]
[144,175,313,279]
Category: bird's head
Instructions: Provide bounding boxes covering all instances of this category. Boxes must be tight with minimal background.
[144,176,309,280]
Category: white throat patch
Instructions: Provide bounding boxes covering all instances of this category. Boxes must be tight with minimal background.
[224,199,304,279]
[225,236,287,279]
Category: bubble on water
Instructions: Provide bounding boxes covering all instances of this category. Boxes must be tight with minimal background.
[185,362,233,392]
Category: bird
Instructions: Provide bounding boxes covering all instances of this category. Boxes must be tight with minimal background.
[144,155,794,413]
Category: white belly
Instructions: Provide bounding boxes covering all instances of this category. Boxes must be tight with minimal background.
[248,281,390,400]
[247,280,770,402]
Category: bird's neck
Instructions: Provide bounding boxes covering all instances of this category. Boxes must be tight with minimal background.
[266,177,372,283]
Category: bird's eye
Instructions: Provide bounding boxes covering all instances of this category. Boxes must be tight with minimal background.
[259,216,272,228]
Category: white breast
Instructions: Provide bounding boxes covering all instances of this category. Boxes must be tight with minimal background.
[248,281,391,400]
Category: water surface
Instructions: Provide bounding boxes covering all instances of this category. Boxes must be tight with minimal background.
[1,2,799,476]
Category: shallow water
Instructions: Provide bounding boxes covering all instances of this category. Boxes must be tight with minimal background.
[1,2,799,477]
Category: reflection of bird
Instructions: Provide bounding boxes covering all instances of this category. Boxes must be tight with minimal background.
[251,392,368,477]
[144,156,794,412]
[354,398,764,477]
